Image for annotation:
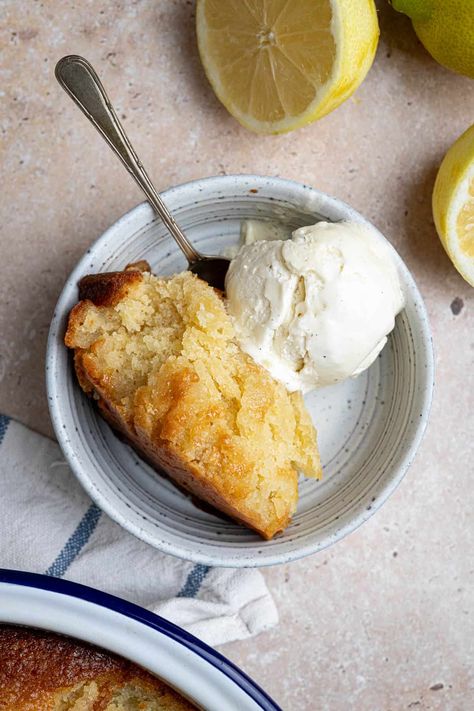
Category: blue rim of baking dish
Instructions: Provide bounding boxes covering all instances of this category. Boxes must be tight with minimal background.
[0,569,282,711]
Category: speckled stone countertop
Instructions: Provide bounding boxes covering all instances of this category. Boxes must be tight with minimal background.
[1,2,473,709]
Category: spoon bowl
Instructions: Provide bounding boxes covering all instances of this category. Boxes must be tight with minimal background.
[189,255,230,291]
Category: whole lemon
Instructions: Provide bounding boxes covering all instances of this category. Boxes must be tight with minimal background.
[391,0,474,78]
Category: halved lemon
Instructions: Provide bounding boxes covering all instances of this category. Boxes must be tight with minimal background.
[433,124,474,287]
[196,0,379,134]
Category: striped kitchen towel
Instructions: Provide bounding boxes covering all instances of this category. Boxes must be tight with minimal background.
[0,415,278,646]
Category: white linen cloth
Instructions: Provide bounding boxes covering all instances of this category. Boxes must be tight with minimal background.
[0,415,278,646]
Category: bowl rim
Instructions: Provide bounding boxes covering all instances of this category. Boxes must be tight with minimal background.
[46,173,434,567]
[0,568,281,711]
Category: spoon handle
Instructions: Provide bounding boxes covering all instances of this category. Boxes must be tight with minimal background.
[55,55,200,265]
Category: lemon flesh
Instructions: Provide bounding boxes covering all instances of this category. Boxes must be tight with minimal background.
[196,0,379,134]
[433,124,474,287]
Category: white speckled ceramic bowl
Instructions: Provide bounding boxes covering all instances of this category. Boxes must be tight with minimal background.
[46,175,434,567]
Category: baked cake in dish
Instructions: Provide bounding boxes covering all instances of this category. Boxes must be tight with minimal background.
[64,263,321,539]
[0,625,196,710]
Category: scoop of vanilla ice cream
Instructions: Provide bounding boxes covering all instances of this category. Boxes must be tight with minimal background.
[225,221,405,392]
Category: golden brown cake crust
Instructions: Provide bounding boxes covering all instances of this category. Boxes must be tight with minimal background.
[0,625,119,703]
[65,268,322,540]
[78,270,142,307]
[77,261,151,307]
[0,625,196,711]
[74,349,296,538]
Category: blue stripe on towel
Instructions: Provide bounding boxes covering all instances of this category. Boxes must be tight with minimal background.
[178,563,211,598]
[0,415,10,446]
[45,503,102,577]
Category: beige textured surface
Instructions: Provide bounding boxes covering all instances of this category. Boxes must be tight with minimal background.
[0,1,473,709]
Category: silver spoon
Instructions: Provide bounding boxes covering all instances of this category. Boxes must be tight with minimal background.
[55,55,230,291]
